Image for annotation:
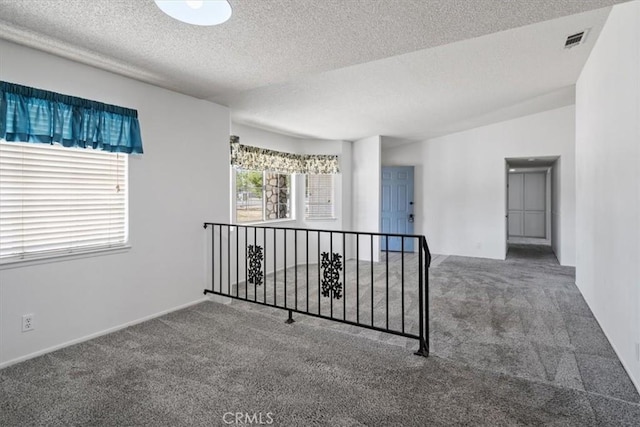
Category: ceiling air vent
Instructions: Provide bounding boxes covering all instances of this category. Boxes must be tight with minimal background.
[565,31,585,48]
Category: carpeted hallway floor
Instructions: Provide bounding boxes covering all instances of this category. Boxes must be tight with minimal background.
[431,244,639,402]
[1,244,639,426]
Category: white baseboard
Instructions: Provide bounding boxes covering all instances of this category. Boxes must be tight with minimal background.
[0,297,209,370]
[208,294,232,304]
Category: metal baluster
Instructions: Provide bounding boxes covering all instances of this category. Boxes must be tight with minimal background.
[284,229,287,310]
[228,225,231,295]
[425,237,430,355]
[415,236,427,356]
[306,230,309,313]
[318,231,321,316]
[295,230,298,311]
[219,225,222,294]
[401,237,405,334]
[245,227,249,299]
[356,234,359,324]
[254,227,257,301]
[211,225,215,293]
[274,228,277,306]
[371,235,374,327]
[264,227,267,303]
[386,235,389,330]
[343,232,346,321]
[330,232,333,319]
[236,225,239,297]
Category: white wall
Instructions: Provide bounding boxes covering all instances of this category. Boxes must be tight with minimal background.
[352,136,381,261]
[0,40,230,366]
[382,106,576,264]
[232,123,301,154]
[575,0,640,391]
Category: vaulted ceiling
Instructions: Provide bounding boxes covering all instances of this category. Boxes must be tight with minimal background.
[0,0,629,142]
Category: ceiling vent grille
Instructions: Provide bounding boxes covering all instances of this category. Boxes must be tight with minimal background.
[565,31,585,48]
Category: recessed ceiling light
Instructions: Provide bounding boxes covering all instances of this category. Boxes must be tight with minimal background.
[509,168,516,172]
[528,158,535,162]
[155,0,232,26]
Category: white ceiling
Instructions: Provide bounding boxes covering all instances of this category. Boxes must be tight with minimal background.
[0,0,629,143]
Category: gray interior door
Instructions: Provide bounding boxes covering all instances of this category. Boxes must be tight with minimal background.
[508,173,524,236]
[508,172,546,238]
[523,173,546,237]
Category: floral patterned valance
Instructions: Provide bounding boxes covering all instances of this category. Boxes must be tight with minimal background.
[230,135,340,174]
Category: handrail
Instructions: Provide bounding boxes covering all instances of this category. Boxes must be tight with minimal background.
[203,222,431,356]
[420,235,431,356]
[421,236,432,268]
[204,221,429,240]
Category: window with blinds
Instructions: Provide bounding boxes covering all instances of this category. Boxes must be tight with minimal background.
[0,140,127,261]
[305,174,334,219]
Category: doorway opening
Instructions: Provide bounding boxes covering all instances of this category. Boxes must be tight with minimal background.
[505,157,559,262]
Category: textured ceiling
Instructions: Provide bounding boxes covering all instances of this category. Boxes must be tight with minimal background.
[219,7,610,141]
[0,0,629,142]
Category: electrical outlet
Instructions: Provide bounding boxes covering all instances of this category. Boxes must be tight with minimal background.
[22,314,35,332]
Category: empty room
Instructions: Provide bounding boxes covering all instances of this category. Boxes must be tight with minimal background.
[1,0,639,425]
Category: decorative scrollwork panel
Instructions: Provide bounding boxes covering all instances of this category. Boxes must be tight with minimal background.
[321,252,343,300]
[247,245,263,286]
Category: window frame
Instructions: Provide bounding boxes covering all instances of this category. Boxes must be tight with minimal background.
[305,173,336,220]
[233,168,295,225]
[0,140,130,267]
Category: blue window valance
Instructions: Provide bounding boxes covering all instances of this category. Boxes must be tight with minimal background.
[0,81,143,154]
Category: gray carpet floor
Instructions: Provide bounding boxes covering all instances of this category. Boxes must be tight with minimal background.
[224,250,429,342]
[1,244,639,426]
[431,244,639,402]
[229,244,639,403]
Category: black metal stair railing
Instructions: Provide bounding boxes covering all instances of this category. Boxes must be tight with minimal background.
[203,222,431,356]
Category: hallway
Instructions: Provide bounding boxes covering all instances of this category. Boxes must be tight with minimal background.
[431,244,638,401]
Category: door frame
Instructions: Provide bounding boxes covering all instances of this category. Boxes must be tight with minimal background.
[505,157,559,258]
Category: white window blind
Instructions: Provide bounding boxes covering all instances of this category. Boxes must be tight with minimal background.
[0,141,127,261]
[305,174,334,219]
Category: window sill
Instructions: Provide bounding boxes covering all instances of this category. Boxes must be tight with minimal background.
[0,244,132,270]
[235,218,297,227]
[304,217,338,222]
